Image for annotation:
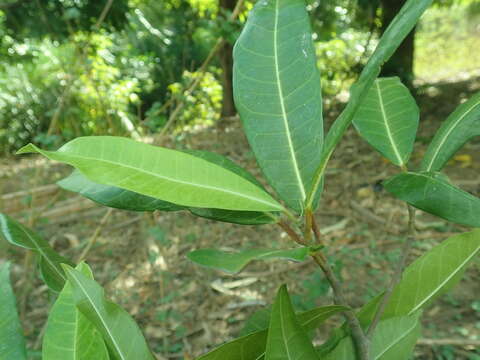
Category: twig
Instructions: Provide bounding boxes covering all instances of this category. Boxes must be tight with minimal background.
[311,252,370,360]
[76,208,113,262]
[277,221,306,246]
[418,338,480,347]
[94,0,114,29]
[366,204,416,338]
[311,215,323,245]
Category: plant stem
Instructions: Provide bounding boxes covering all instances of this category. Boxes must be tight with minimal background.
[311,252,370,360]
[278,221,306,246]
[366,204,416,338]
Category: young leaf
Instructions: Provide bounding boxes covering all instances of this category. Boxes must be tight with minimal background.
[18,137,283,212]
[0,262,27,360]
[233,0,323,212]
[421,91,480,171]
[187,248,309,274]
[62,263,155,360]
[43,263,109,360]
[58,170,185,212]
[198,305,345,360]
[265,285,319,360]
[0,214,74,292]
[353,77,419,166]
[306,0,432,208]
[323,314,421,360]
[383,172,480,227]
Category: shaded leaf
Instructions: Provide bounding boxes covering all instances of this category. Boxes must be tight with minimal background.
[198,305,346,360]
[0,262,27,360]
[63,263,155,360]
[188,207,277,225]
[18,137,283,212]
[234,0,323,212]
[306,0,432,208]
[323,314,421,360]
[58,170,184,212]
[0,213,73,292]
[43,263,109,360]
[353,77,419,166]
[384,172,480,227]
[240,307,272,336]
[421,91,480,171]
[265,285,319,359]
[187,248,309,274]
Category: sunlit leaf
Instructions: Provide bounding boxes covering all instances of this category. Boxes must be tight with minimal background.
[421,91,480,171]
[0,262,27,360]
[353,77,419,166]
[187,247,309,274]
[18,137,283,212]
[43,263,109,360]
[63,263,155,360]
[198,305,346,360]
[323,314,421,360]
[384,172,480,227]
[0,213,74,292]
[265,285,319,359]
[306,0,432,208]
[234,0,323,212]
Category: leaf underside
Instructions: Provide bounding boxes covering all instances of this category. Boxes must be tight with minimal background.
[384,172,480,227]
[234,0,323,212]
[353,77,419,166]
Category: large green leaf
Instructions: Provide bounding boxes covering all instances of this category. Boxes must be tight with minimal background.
[18,137,283,212]
[187,248,309,274]
[0,213,74,292]
[198,305,346,360]
[384,172,480,227]
[353,77,419,166]
[58,170,184,212]
[306,0,432,208]
[0,262,27,360]
[43,263,109,360]
[323,314,421,360]
[265,285,319,360]
[233,0,323,212]
[421,91,480,171]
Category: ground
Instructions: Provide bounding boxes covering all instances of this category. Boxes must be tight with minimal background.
[1,74,480,360]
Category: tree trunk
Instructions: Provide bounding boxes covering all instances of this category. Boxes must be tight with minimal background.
[379,0,415,89]
[219,0,236,118]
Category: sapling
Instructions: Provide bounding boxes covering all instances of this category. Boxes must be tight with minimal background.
[2,0,480,359]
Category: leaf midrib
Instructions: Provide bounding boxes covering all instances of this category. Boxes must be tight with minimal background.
[50,149,282,211]
[374,320,417,359]
[68,271,126,360]
[425,98,480,171]
[273,0,306,201]
[376,80,403,165]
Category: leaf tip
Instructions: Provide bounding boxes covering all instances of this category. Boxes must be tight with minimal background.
[16,143,38,155]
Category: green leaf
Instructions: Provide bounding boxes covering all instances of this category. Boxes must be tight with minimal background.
[383,172,480,227]
[421,91,480,171]
[265,285,318,360]
[323,314,421,360]
[233,0,323,212]
[0,214,74,292]
[62,263,155,360]
[18,137,283,212]
[240,307,272,336]
[353,77,419,166]
[60,170,277,225]
[187,248,309,274]
[198,305,346,360]
[58,170,184,212]
[0,262,27,360]
[43,263,109,360]
[306,0,432,208]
